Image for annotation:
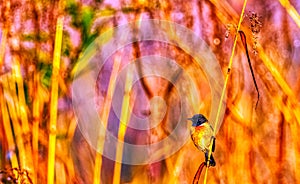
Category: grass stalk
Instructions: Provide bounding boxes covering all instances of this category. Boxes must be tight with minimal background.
[12,57,35,178]
[32,72,40,183]
[204,0,248,183]
[112,66,133,184]
[279,0,300,28]
[0,79,19,169]
[0,29,7,68]
[47,15,64,184]
[2,74,27,170]
[93,54,122,184]
[257,46,300,124]
[12,58,30,132]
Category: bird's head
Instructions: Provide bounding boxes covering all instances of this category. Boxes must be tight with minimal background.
[188,114,208,127]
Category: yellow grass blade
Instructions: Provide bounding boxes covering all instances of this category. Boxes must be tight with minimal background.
[93,54,122,184]
[112,66,133,184]
[47,15,64,184]
[279,0,300,28]
[0,29,7,67]
[257,46,300,124]
[204,0,248,183]
[12,57,35,182]
[32,72,40,183]
[12,58,30,132]
[2,74,27,169]
[0,78,19,169]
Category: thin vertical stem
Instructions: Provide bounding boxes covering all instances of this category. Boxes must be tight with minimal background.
[47,14,64,184]
[93,54,122,184]
[32,72,40,183]
[0,29,7,68]
[12,55,35,181]
[13,57,36,176]
[2,74,27,169]
[0,80,19,169]
[112,66,133,184]
[203,0,248,183]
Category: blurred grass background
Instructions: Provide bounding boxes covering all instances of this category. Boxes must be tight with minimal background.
[1,0,300,183]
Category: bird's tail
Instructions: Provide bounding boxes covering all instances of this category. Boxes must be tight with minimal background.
[192,162,206,184]
[193,154,216,184]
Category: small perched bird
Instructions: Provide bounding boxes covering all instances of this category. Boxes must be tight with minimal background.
[188,114,216,166]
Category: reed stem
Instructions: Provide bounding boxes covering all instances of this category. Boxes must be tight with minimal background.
[32,72,40,183]
[279,0,300,28]
[0,29,7,68]
[2,74,27,170]
[112,66,133,184]
[47,15,64,184]
[0,78,19,169]
[203,0,248,183]
[93,54,122,184]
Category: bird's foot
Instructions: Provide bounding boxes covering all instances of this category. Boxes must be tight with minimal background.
[205,152,216,167]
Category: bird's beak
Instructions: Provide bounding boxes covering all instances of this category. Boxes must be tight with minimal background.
[187,118,193,121]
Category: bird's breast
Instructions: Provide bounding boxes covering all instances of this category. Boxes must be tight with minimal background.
[190,123,213,152]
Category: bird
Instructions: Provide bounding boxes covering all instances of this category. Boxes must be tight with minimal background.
[188,114,216,167]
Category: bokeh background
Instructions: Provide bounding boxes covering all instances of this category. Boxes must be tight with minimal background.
[1,0,300,183]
